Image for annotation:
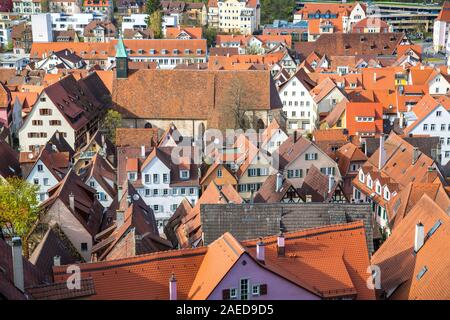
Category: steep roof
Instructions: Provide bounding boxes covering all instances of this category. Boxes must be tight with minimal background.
[112,69,282,130]
[51,222,375,300]
[386,182,450,230]
[243,221,375,300]
[371,194,450,299]
[0,139,20,179]
[254,174,300,203]
[437,1,450,22]
[41,170,104,237]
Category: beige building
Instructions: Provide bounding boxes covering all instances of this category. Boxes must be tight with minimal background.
[208,0,260,35]
[49,0,82,14]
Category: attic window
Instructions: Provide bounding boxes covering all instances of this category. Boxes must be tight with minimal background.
[180,170,190,179]
[161,49,168,54]
[360,36,366,42]
[138,49,144,54]
[184,49,190,54]
[173,49,179,54]
[196,49,202,54]
[149,49,155,54]
[344,44,350,49]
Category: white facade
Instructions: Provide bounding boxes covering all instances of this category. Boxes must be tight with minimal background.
[49,12,106,33]
[0,20,12,48]
[260,129,288,154]
[121,14,149,32]
[0,53,29,69]
[278,77,318,134]
[26,159,60,203]
[428,73,450,95]
[31,14,54,42]
[433,19,450,53]
[18,91,76,152]
[35,52,84,74]
[135,156,199,233]
[405,105,450,165]
[86,176,114,208]
[209,0,260,35]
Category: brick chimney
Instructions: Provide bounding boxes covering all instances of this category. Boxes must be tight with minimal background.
[414,222,424,253]
[277,232,285,257]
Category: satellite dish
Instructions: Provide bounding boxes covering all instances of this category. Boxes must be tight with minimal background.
[214,138,220,145]
[28,153,34,159]
[132,194,140,201]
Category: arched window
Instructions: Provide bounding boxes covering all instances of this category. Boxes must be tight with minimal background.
[144,122,152,128]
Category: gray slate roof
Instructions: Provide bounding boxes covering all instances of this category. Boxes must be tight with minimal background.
[200,202,374,253]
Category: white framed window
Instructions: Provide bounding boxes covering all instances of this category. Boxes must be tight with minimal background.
[252,285,260,296]
[180,170,189,179]
[217,168,223,177]
[230,288,237,299]
[37,164,44,172]
[163,173,169,183]
[240,279,249,300]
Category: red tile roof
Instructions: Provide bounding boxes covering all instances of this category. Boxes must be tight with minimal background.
[371,194,450,299]
[345,102,383,136]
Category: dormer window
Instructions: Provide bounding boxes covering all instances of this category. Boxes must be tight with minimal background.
[161,49,168,54]
[138,49,144,54]
[384,189,390,200]
[180,170,189,179]
[376,182,381,195]
[196,49,202,54]
[149,49,155,54]
[367,177,372,189]
[128,172,137,181]
[173,49,179,54]
[184,49,190,54]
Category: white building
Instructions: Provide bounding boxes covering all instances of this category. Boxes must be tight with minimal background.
[0,53,29,69]
[125,147,200,233]
[31,14,54,42]
[121,14,149,32]
[25,146,69,202]
[433,1,450,53]
[49,12,107,34]
[278,69,318,134]
[403,95,450,165]
[208,0,260,35]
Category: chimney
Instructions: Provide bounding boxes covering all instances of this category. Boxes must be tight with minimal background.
[414,222,424,252]
[11,237,24,292]
[277,232,285,256]
[169,273,177,300]
[69,192,75,211]
[293,130,297,143]
[53,255,61,266]
[378,135,386,170]
[275,172,283,192]
[412,147,420,165]
[141,145,145,158]
[373,72,377,82]
[328,175,335,193]
[116,210,125,227]
[117,185,123,201]
[256,238,265,263]
[249,189,254,204]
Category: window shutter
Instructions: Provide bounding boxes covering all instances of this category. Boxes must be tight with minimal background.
[222,289,230,300]
[259,284,267,295]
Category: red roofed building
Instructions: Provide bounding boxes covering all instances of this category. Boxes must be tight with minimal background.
[345,102,383,137]
[352,17,392,33]
[294,2,367,41]
[50,221,375,300]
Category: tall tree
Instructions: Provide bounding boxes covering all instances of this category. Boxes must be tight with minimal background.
[145,0,162,16]
[149,10,163,39]
[102,109,122,144]
[260,0,296,25]
[0,177,40,254]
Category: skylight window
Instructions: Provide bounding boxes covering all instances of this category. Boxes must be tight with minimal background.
[426,220,442,238]
[416,266,428,280]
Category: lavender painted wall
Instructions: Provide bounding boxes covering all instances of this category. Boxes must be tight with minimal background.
[208,253,320,300]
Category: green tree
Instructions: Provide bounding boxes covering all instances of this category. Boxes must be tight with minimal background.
[245,43,263,55]
[102,109,123,144]
[149,10,163,39]
[0,178,40,241]
[260,0,296,25]
[145,0,162,16]
[202,26,218,47]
